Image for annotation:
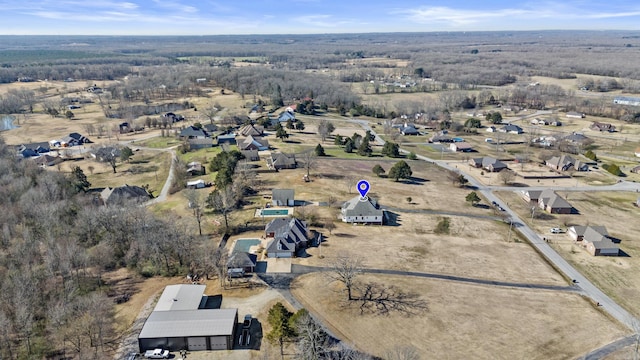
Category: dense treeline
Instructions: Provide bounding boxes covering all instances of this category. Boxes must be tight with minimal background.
[207,67,360,109]
[0,139,214,359]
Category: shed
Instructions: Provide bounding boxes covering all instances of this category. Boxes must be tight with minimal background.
[272,189,295,206]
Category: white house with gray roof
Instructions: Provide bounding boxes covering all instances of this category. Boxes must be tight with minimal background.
[341,196,384,225]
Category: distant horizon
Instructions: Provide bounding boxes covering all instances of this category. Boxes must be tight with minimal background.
[0,29,638,37]
[1,1,640,36]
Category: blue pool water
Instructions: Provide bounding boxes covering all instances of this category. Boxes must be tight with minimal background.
[452,137,464,142]
[233,239,261,253]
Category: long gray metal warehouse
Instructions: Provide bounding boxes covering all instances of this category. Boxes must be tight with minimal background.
[138,284,238,352]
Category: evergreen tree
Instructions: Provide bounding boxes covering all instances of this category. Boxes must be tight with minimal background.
[314,144,325,156]
[357,135,372,156]
[388,160,413,181]
[381,142,400,158]
[70,166,91,193]
[266,302,296,359]
[372,164,385,177]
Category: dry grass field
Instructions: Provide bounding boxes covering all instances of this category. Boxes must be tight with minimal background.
[292,273,627,360]
[496,190,640,318]
[250,155,628,358]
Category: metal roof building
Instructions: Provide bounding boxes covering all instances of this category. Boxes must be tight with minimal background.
[138,285,238,352]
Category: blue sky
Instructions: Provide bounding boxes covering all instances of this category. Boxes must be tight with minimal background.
[1,0,639,35]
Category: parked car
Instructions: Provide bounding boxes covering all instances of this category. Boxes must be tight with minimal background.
[550,227,563,234]
[143,349,169,359]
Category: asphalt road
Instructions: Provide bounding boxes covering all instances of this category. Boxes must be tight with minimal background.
[351,118,640,357]
[291,265,580,293]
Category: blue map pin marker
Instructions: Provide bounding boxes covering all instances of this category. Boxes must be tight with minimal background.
[357,180,370,199]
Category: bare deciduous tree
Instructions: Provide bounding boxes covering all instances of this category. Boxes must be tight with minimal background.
[384,345,421,360]
[499,169,516,185]
[356,282,428,315]
[300,148,316,177]
[184,189,206,236]
[345,175,357,194]
[327,255,363,300]
[293,309,329,360]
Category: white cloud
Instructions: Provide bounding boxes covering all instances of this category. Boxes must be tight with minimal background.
[397,4,640,27]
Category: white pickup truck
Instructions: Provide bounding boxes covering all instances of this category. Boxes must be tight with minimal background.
[143,349,169,359]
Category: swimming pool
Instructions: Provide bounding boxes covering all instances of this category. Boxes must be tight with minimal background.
[261,209,290,216]
[233,239,262,253]
[255,208,293,217]
[452,137,464,142]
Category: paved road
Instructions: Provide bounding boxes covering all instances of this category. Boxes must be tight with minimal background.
[431,158,638,329]
[145,148,177,205]
[581,335,637,360]
[291,265,580,293]
[347,118,640,358]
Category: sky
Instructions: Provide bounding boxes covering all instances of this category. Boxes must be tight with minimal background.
[0,0,640,35]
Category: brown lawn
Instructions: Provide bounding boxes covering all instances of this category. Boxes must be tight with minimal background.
[496,190,640,318]
[292,273,627,360]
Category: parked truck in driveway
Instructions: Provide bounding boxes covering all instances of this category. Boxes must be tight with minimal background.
[143,349,169,359]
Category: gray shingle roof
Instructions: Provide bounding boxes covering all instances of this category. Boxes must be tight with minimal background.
[341,196,383,218]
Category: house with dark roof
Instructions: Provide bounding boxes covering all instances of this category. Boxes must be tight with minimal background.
[397,122,419,136]
[239,124,264,137]
[60,133,91,147]
[428,134,452,143]
[270,111,296,126]
[239,135,269,151]
[499,124,524,134]
[32,154,62,167]
[90,146,121,162]
[469,157,508,172]
[450,142,473,152]
[240,149,260,161]
[265,218,308,258]
[203,123,218,133]
[341,195,384,225]
[590,121,616,132]
[568,225,619,256]
[180,126,210,139]
[15,142,50,158]
[545,155,588,172]
[227,252,257,274]
[216,133,236,146]
[186,161,206,176]
[563,132,590,144]
[519,190,543,205]
[268,152,296,170]
[538,189,572,214]
[100,185,152,206]
[272,189,295,207]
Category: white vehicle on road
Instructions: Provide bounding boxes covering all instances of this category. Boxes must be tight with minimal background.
[550,227,563,234]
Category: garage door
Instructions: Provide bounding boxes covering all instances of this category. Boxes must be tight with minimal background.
[187,337,207,351]
[275,252,291,258]
[209,336,227,350]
